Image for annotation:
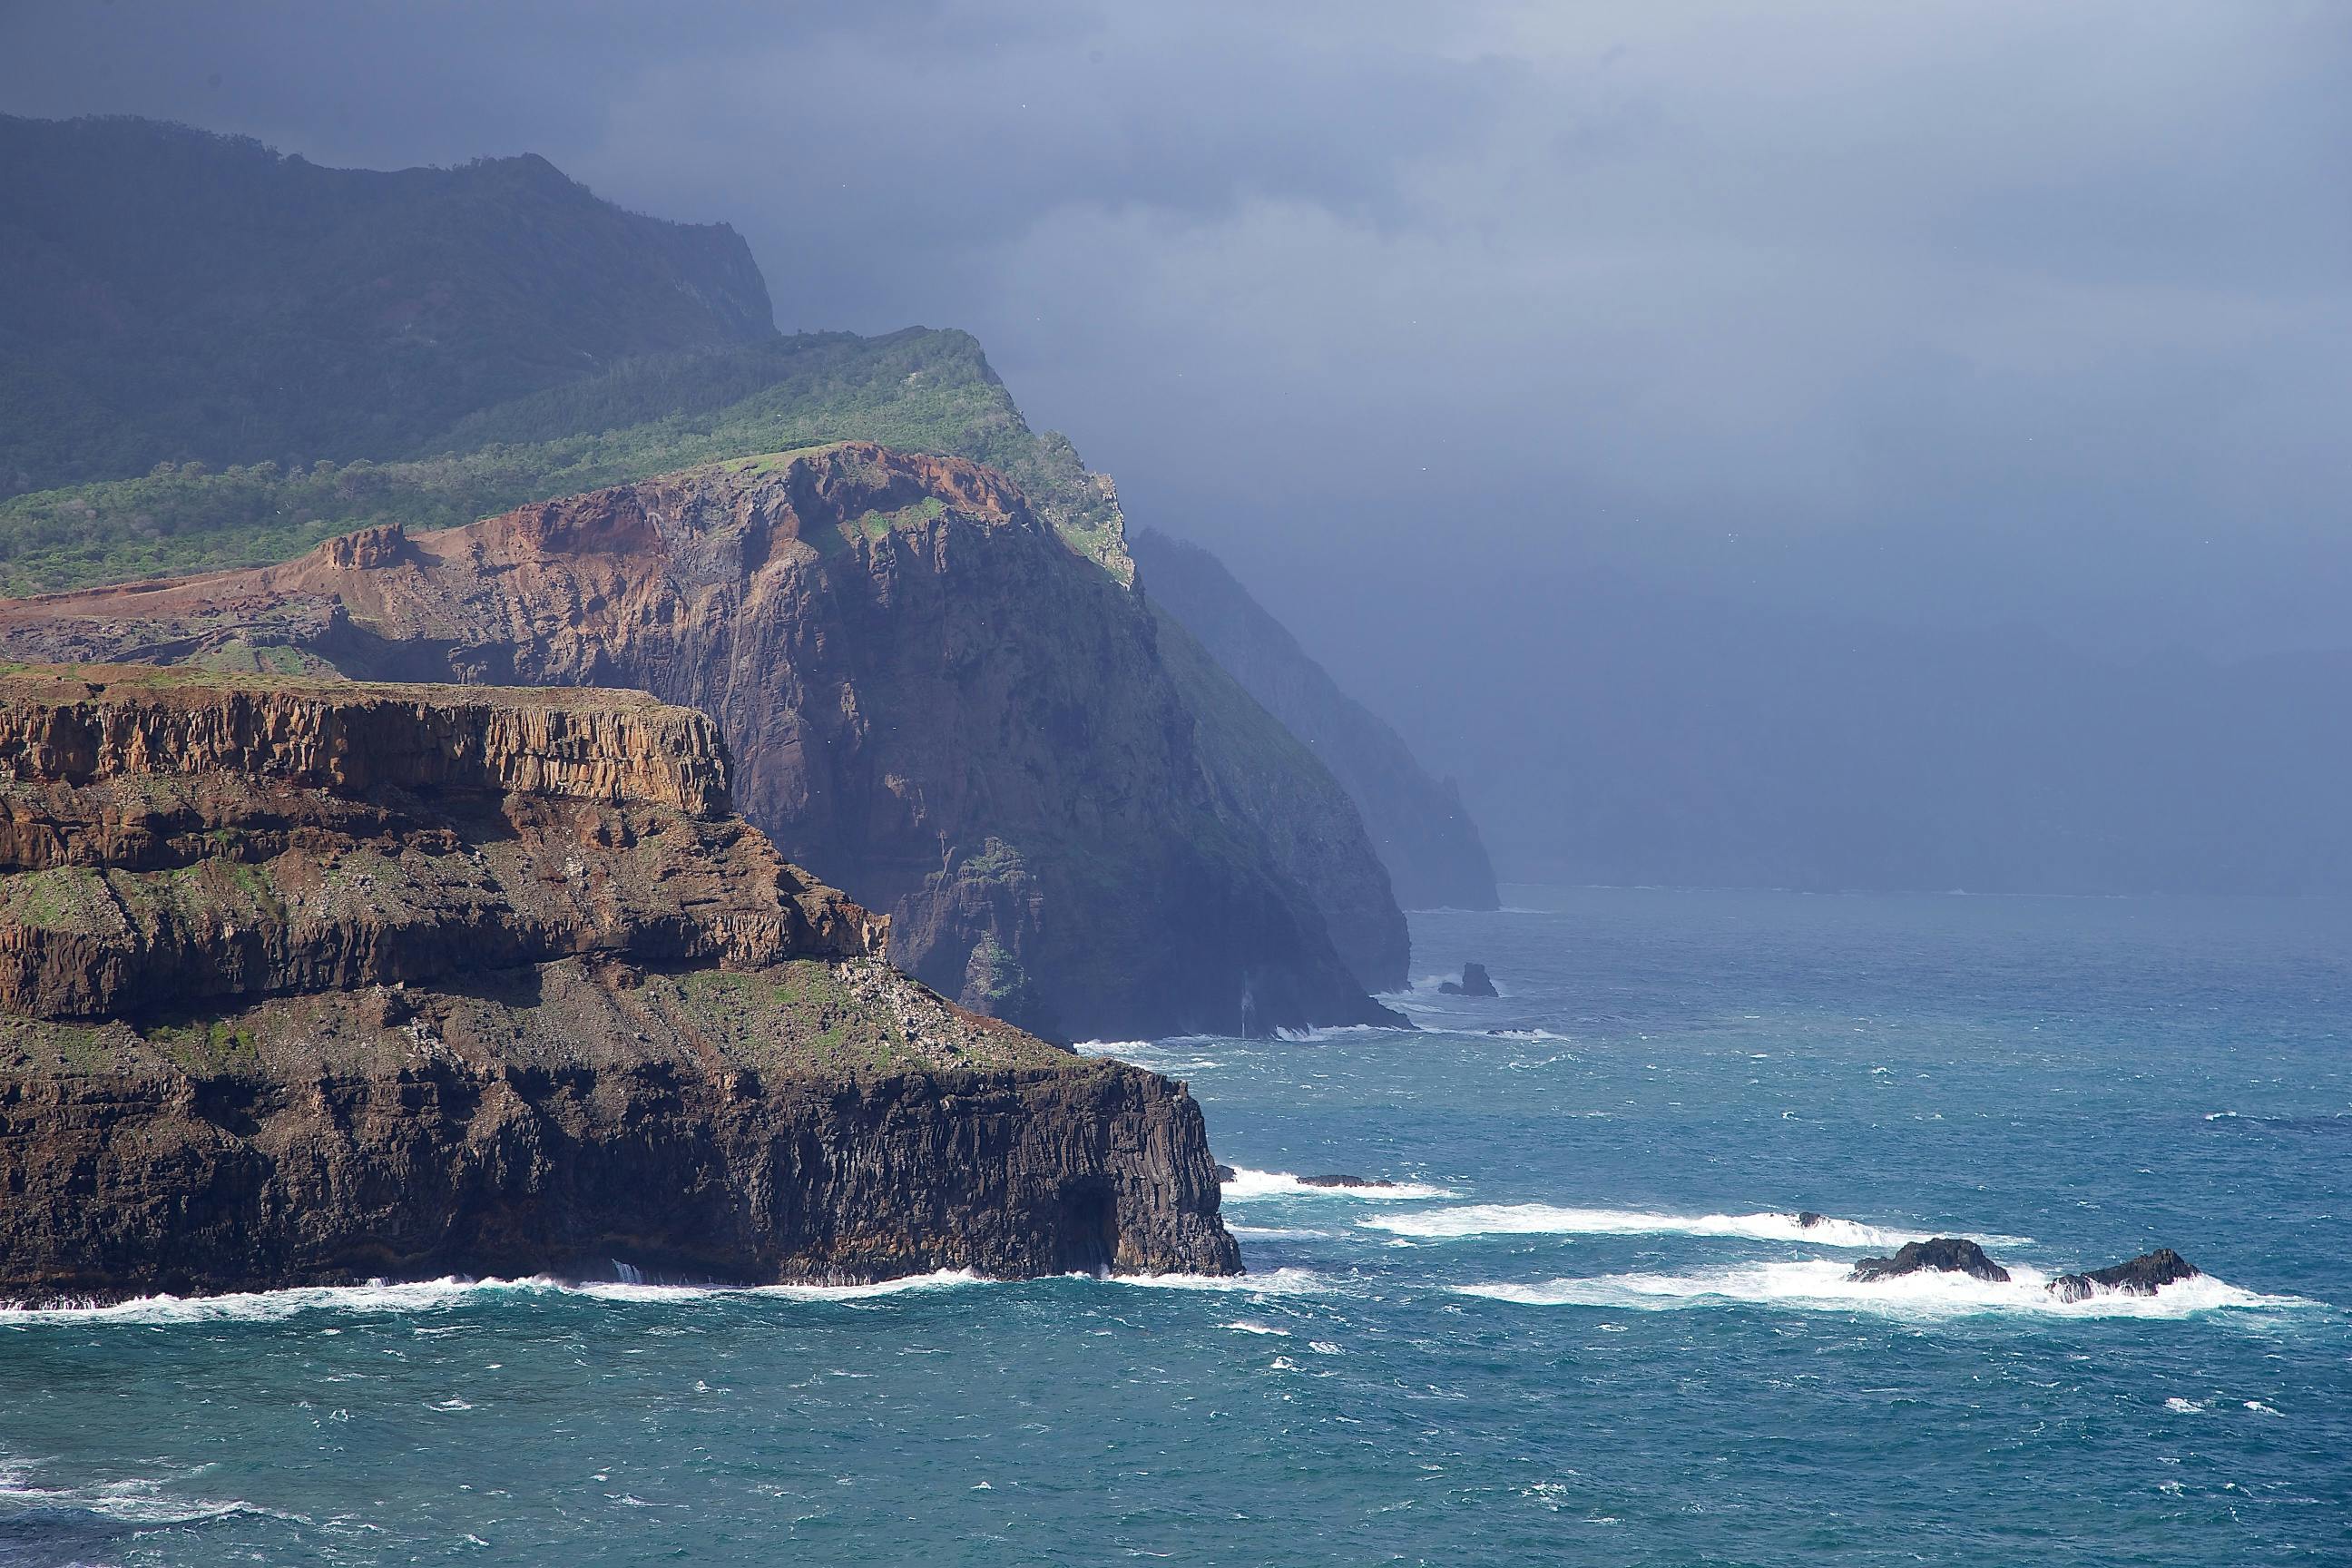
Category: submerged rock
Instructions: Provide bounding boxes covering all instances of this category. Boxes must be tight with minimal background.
[2047,1249,2200,1303]
[1298,1174,1399,1190]
[1437,962,1498,998]
[1849,1238,2011,1284]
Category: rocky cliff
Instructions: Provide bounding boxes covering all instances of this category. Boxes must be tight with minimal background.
[1133,531,1500,910]
[0,665,1238,1306]
[0,447,1405,1041]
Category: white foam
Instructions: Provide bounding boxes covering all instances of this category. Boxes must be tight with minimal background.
[0,1473,278,1527]
[1272,1023,1403,1042]
[0,1269,1000,1325]
[2164,1396,2208,1414]
[1102,1267,1327,1295]
[1359,1204,2015,1250]
[1222,1167,1455,1201]
[1452,1259,2308,1322]
[1222,1319,1290,1336]
[1073,1041,1228,1074]
[1225,1224,1328,1240]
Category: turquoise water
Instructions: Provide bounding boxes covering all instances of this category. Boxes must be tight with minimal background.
[3,887,2347,1565]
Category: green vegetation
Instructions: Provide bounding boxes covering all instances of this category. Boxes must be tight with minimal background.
[2,114,774,498]
[0,330,1131,594]
[663,960,1061,1077]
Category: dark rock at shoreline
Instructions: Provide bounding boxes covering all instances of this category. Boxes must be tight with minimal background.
[0,666,1241,1306]
[2047,1249,2200,1303]
[1849,1237,2011,1284]
[1797,1211,1828,1229]
[1215,1164,1239,1183]
[1437,962,1498,997]
[1298,1173,1399,1190]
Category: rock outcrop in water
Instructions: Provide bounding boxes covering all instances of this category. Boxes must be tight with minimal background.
[1848,1238,2011,1284]
[0,446,1403,1042]
[2047,1249,2200,1303]
[0,664,1238,1306]
[1439,963,1498,997]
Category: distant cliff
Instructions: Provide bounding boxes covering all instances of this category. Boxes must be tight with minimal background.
[0,665,1237,1306]
[0,114,776,497]
[1133,531,1499,911]
[0,448,1404,1042]
[0,122,1410,1000]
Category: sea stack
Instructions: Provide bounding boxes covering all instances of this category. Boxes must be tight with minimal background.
[0,664,1240,1306]
[1439,962,1499,997]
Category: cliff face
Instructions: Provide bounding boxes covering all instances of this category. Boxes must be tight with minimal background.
[0,448,1403,1041]
[1149,606,1411,990]
[0,665,1237,1306]
[1133,531,1500,911]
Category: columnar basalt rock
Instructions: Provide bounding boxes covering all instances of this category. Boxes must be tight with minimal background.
[0,665,1239,1306]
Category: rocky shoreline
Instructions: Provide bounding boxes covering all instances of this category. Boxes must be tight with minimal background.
[0,665,1238,1305]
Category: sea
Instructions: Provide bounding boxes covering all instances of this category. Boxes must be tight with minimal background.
[3,885,2347,1565]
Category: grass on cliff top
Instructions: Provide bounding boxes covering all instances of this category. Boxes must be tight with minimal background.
[0,329,1132,595]
[0,657,702,719]
[0,957,1081,1083]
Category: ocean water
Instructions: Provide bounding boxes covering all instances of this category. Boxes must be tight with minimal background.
[4,886,2347,1565]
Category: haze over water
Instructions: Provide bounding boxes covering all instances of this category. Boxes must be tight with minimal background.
[1,887,2343,1564]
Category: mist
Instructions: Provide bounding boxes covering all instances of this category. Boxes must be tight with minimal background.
[7,0,2346,887]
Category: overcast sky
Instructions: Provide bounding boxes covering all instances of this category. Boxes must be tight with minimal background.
[5,1,2348,680]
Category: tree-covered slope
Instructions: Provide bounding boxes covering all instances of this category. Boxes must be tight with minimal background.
[0,114,775,496]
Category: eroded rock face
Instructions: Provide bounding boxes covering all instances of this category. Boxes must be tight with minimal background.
[1848,1238,2011,1284]
[0,669,870,1019]
[0,665,1238,1304]
[0,446,1398,1042]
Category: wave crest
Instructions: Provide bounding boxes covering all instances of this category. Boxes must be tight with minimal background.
[1453,1259,2307,1321]
[1360,1203,2021,1250]
[1222,1167,1455,1201]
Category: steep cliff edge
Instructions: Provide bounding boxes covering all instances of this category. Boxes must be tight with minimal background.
[1134,531,1500,911]
[0,665,1238,1306]
[0,448,1404,1041]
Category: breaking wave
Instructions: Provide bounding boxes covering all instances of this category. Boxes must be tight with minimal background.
[1360,1203,2029,1250]
[0,1269,1003,1327]
[1102,1267,1328,1296]
[0,1469,284,1528]
[1452,1259,2308,1321]
[1221,1167,1456,1201]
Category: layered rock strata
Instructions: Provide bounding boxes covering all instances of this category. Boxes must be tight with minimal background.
[0,446,1403,1041]
[0,665,1238,1305]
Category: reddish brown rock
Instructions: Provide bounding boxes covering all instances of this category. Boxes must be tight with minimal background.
[0,445,1401,1041]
